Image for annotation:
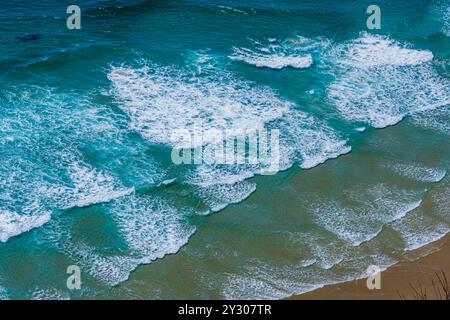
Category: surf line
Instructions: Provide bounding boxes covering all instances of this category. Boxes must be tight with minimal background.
[178,304,213,318]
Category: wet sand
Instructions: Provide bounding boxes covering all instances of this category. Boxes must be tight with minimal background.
[291,233,450,300]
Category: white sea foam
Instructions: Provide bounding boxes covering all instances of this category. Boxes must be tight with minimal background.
[327,33,450,128]
[195,180,257,213]
[0,87,136,242]
[224,274,290,300]
[64,163,135,209]
[382,161,447,183]
[231,47,313,70]
[389,184,450,251]
[230,37,320,70]
[64,195,196,285]
[0,288,9,301]
[64,241,139,285]
[391,208,449,251]
[31,288,70,300]
[294,232,347,270]
[432,186,450,223]
[432,0,450,36]
[0,210,51,243]
[109,62,350,214]
[216,5,250,15]
[445,6,450,36]
[333,34,433,68]
[222,250,390,299]
[271,111,351,170]
[0,280,9,300]
[223,260,325,300]
[109,62,291,213]
[410,104,450,135]
[182,109,350,212]
[313,184,424,246]
[222,228,400,299]
[0,158,132,244]
[108,64,291,147]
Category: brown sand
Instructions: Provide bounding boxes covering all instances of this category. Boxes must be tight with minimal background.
[291,233,450,300]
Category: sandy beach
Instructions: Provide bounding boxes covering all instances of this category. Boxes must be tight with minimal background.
[292,233,450,300]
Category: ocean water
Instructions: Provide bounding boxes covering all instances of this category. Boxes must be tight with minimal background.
[0,0,449,299]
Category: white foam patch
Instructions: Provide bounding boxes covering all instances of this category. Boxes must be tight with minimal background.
[410,104,450,135]
[327,33,450,128]
[182,109,350,212]
[0,210,51,243]
[432,0,450,36]
[230,36,326,70]
[289,232,347,270]
[64,242,139,285]
[196,181,257,213]
[382,161,447,183]
[31,288,70,300]
[224,274,289,300]
[0,158,131,243]
[333,34,433,68]
[313,184,424,246]
[0,87,136,242]
[64,195,196,285]
[391,209,449,251]
[223,260,323,300]
[108,64,291,147]
[445,6,450,36]
[109,62,350,213]
[231,47,313,70]
[220,231,399,299]
[0,282,9,300]
[64,163,135,209]
[221,250,388,299]
[216,5,250,15]
[272,111,351,170]
[432,186,450,223]
[108,61,292,213]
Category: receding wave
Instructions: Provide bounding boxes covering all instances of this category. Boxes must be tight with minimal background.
[312,184,425,246]
[61,195,196,285]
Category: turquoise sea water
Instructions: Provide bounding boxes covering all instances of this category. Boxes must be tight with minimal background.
[0,0,449,299]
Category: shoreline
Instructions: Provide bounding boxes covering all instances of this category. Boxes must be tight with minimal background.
[290,233,450,300]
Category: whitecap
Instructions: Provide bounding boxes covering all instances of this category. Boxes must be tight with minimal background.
[108,64,291,147]
[271,111,351,170]
[382,161,447,183]
[108,62,350,214]
[64,163,134,209]
[63,195,196,285]
[327,33,450,129]
[229,37,320,70]
[0,86,137,242]
[333,33,433,68]
[230,47,313,70]
[391,209,449,251]
[312,184,425,246]
[0,210,51,243]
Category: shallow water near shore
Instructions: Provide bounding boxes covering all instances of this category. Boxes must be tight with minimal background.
[0,0,449,299]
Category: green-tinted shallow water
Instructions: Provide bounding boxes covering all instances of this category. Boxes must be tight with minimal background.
[0,0,449,299]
